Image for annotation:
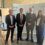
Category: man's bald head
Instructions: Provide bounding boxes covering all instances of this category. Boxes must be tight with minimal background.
[9,9,13,15]
[29,8,32,13]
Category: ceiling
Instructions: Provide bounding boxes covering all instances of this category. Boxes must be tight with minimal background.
[13,0,45,4]
[0,0,45,8]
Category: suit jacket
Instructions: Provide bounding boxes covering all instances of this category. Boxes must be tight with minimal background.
[26,13,36,29]
[5,14,16,28]
[16,13,26,27]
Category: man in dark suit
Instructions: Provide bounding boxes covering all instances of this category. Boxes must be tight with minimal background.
[5,9,16,44]
[16,8,26,43]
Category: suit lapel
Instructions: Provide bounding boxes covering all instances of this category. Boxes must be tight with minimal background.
[9,15,11,24]
[22,14,24,22]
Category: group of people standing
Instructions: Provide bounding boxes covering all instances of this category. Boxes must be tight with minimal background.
[5,8,45,45]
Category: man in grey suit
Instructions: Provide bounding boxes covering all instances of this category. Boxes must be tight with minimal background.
[26,8,36,42]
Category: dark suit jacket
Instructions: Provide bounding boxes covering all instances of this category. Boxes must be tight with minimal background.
[5,14,16,29]
[16,13,26,27]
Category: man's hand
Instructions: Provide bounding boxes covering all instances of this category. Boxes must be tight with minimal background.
[9,25,14,28]
[28,23,31,25]
[19,24,23,27]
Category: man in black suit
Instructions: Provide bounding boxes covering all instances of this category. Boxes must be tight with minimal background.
[16,8,26,43]
[5,9,16,44]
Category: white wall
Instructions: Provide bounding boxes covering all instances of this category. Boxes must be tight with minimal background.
[12,3,45,33]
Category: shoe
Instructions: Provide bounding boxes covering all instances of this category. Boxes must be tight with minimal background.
[5,41,8,45]
[11,40,14,43]
[17,40,19,44]
[30,39,33,42]
[20,39,23,41]
[25,39,29,41]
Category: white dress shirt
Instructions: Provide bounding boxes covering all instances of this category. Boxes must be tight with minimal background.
[20,14,23,23]
[10,15,13,25]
